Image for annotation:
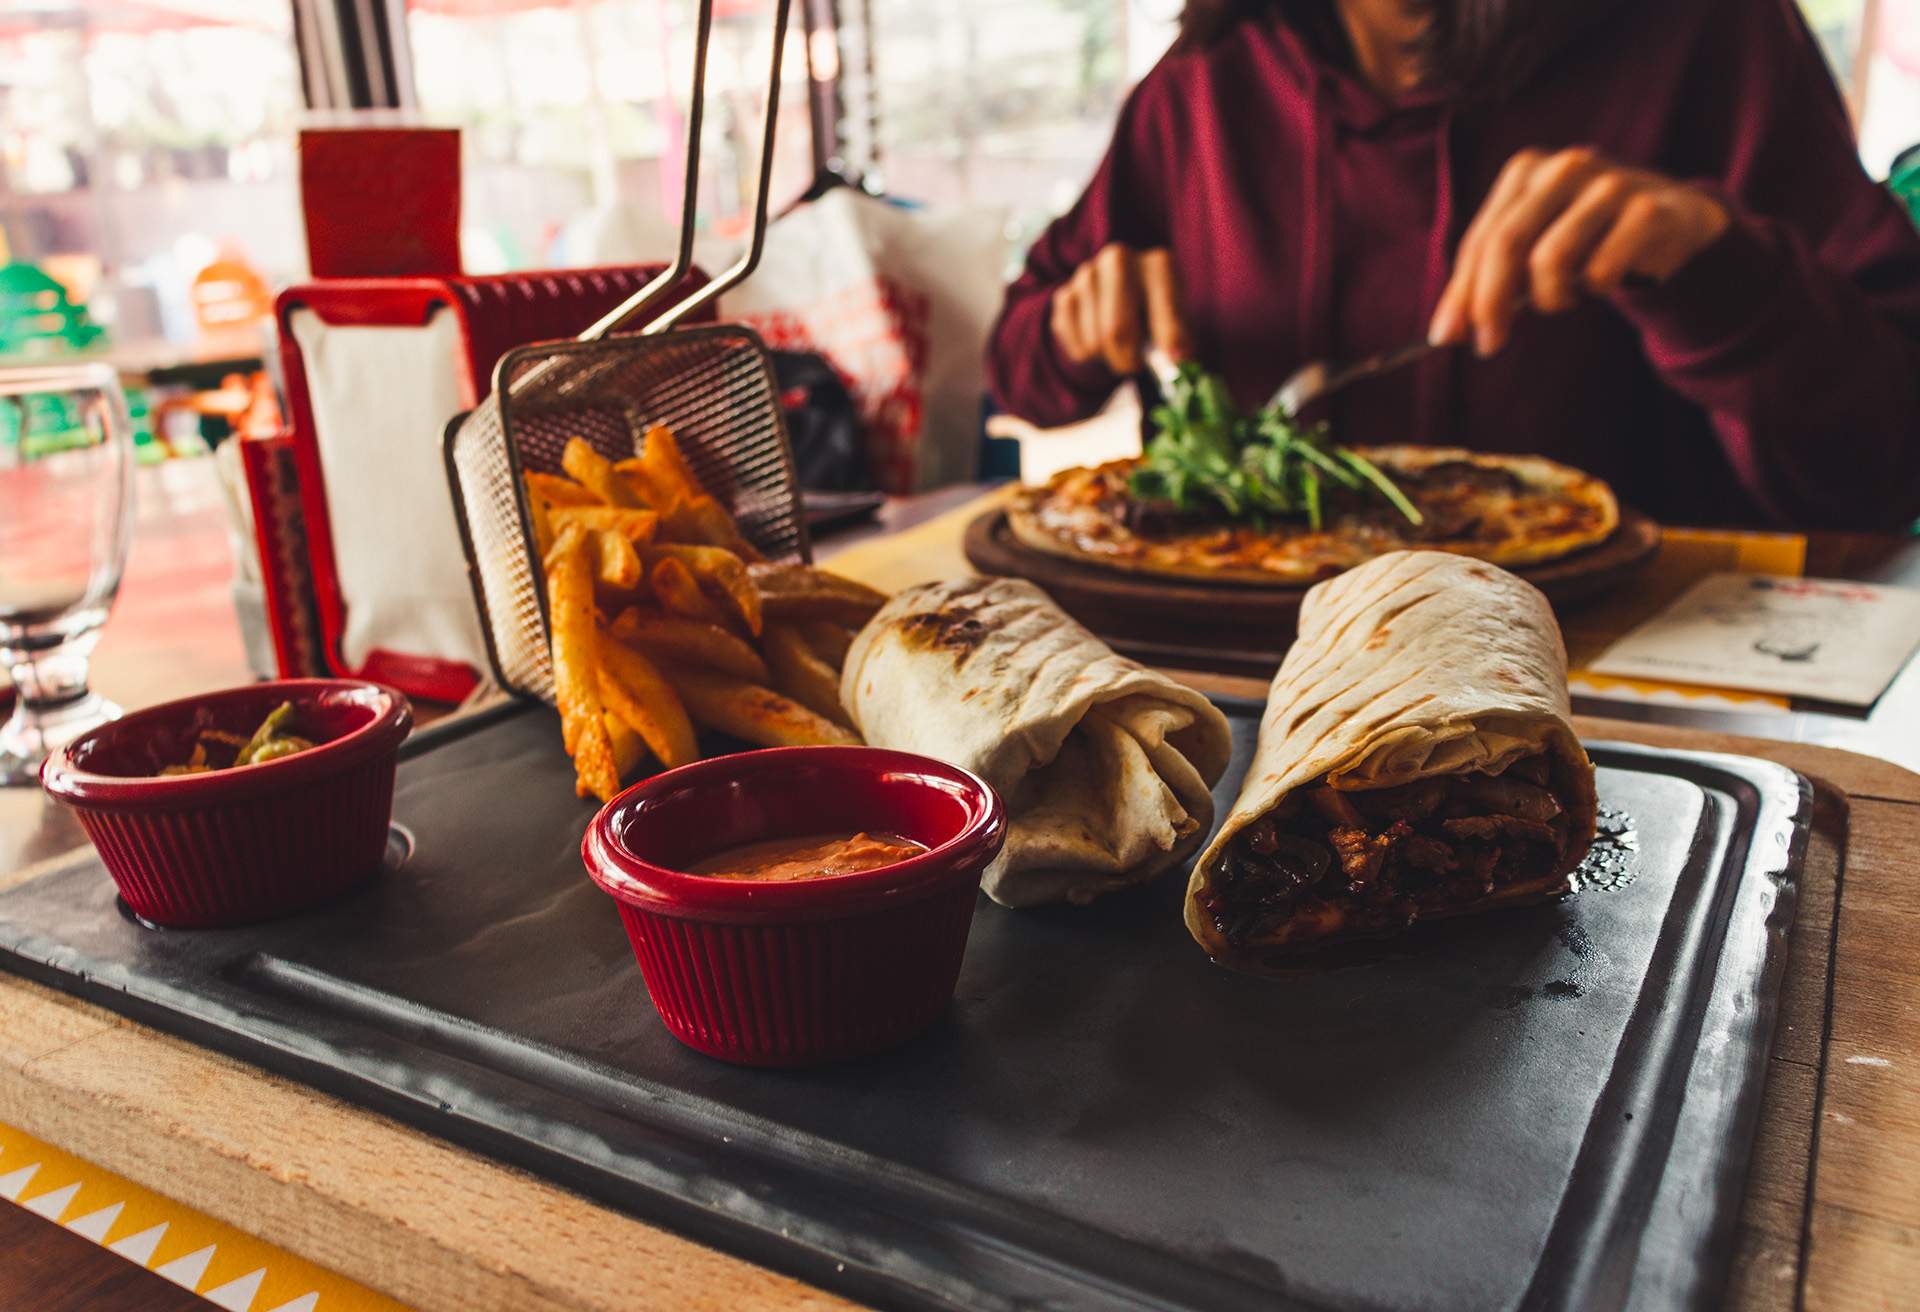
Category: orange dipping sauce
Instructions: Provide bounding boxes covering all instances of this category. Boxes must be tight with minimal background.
[688,831,927,882]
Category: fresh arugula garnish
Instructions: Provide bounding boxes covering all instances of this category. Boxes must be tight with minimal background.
[1128,364,1423,531]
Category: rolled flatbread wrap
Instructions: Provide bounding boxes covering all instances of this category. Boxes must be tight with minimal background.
[843,577,1233,907]
[1186,551,1597,969]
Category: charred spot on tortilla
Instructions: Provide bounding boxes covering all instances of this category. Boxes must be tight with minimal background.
[897,604,992,663]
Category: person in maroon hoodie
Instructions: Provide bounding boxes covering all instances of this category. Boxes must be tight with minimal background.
[986,0,1920,529]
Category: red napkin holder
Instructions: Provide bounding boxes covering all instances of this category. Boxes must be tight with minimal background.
[257,265,710,703]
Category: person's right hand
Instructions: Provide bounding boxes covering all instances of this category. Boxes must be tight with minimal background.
[1050,244,1194,375]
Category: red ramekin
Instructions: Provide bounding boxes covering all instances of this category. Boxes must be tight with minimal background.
[41,679,412,928]
[583,746,1007,1067]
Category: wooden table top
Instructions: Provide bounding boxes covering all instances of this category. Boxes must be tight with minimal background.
[2,460,1917,1309]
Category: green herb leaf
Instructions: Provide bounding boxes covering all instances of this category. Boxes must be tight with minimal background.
[1338,449,1426,527]
[1134,362,1421,529]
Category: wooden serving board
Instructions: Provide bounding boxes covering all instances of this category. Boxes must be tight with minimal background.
[963,508,1662,677]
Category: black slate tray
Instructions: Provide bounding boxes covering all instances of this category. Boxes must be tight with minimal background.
[0,698,1810,1312]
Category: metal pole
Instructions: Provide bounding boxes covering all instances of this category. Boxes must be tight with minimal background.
[799,0,846,177]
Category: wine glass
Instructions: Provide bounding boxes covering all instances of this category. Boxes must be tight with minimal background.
[0,363,135,784]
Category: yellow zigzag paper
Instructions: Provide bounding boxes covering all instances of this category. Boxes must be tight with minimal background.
[0,1120,410,1311]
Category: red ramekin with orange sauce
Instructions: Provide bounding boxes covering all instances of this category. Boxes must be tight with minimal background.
[583,745,1006,1067]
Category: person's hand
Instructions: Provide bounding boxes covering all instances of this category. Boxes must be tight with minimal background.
[1428,147,1730,356]
[1051,244,1194,375]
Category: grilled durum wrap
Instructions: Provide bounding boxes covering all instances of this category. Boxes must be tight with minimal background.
[843,577,1233,907]
[1186,551,1596,968]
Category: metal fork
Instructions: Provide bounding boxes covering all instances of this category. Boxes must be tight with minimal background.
[1144,338,1434,418]
[1147,296,1532,418]
[1264,335,1439,418]
[1270,300,1541,414]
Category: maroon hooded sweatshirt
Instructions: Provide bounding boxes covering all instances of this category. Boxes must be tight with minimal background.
[986,0,1920,529]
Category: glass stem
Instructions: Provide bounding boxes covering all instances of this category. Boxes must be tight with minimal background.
[9,650,91,710]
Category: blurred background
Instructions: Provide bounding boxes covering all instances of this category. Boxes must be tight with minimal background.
[0,0,1914,459]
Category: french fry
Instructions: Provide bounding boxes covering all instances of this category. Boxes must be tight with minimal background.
[538,426,887,796]
[614,463,664,507]
[591,528,643,591]
[605,711,646,780]
[613,425,763,560]
[547,526,619,802]
[595,631,698,769]
[651,495,704,541]
[562,437,644,508]
[747,562,888,627]
[662,664,860,748]
[526,486,557,562]
[609,607,770,684]
[799,620,856,669]
[615,426,704,510]
[695,498,762,561]
[761,623,852,726]
[649,556,732,628]
[660,493,764,562]
[550,506,658,542]
[526,471,599,508]
[637,424,701,505]
[645,543,760,635]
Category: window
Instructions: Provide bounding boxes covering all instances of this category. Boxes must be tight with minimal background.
[846,0,1178,246]
[835,1,1912,249]
[0,2,303,348]
[401,0,814,272]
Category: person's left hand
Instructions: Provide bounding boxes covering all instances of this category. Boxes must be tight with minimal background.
[1428,146,1730,356]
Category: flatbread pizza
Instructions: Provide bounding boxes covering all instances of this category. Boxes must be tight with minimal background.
[1008,447,1619,586]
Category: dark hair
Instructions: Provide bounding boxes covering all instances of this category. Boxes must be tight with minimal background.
[1174,0,1604,97]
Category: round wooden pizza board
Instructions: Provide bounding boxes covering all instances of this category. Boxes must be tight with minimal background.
[962,506,1662,678]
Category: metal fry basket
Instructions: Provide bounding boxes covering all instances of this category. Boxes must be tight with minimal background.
[444,0,803,703]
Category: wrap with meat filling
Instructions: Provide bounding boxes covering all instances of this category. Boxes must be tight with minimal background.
[1186,550,1596,970]
[843,576,1233,907]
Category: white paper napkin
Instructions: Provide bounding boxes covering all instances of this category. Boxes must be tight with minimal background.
[288,307,488,675]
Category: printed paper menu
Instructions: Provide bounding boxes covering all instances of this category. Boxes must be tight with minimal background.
[1588,573,1920,706]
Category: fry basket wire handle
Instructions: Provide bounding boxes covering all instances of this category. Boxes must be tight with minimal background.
[571,0,711,342]
[576,0,790,343]
[639,0,789,334]
[445,0,804,703]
